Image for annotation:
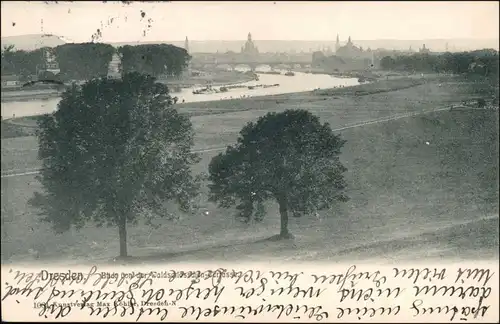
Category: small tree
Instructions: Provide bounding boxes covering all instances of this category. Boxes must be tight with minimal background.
[208,109,349,239]
[30,72,201,258]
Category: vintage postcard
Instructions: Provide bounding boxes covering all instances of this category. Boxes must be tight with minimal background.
[1,1,499,322]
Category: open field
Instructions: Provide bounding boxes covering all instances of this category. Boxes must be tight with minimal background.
[1,75,499,265]
[2,108,498,265]
[0,77,458,172]
[0,71,254,104]
[1,74,494,139]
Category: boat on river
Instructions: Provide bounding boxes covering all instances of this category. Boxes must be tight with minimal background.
[258,71,281,75]
[193,86,217,94]
[285,71,295,76]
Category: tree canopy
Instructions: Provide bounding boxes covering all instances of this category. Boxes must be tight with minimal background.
[30,72,201,257]
[1,42,191,82]
[1,45,46,79]
[380,50,499,79]
[118,44,190,78]
[208,109,349,238]
[53,43,116,81]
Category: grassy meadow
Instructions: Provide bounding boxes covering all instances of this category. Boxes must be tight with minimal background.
[1,75,498,265]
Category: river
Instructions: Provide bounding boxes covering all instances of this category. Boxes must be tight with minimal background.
[1,69,359,119]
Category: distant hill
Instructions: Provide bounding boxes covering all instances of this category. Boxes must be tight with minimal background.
[1,34,67,51]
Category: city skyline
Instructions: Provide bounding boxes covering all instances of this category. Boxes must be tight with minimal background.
[3,33,497,53]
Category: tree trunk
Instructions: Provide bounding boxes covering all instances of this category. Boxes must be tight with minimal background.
[278,197,290,238]
[118,214,128,258]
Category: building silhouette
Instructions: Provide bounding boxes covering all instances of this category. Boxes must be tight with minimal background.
[241,33,259,56]
[335,36,372,60]
[38,48,60,77]
[419,44,430,54]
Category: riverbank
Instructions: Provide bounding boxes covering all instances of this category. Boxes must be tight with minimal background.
[1,90,63,103]
[147,70,256,89]
[0,70,255,103]
[2,74,495,140]
[292,66,377,78]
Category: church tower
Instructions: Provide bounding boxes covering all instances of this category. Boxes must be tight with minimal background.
[184,36,191,76]
[242,32,258,56]
[419,43,430,54]
[335,34,340,53]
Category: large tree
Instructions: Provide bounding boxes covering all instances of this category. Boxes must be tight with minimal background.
[208,109,349,239]
[118,44,190,78]
[30,72,201,258]
[53,43,116,81]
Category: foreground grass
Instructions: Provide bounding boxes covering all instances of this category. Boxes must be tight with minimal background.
[1,121,34,139]
[1,108,498,265]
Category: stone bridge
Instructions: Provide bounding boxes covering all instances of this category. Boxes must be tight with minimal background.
[190,53,312,71]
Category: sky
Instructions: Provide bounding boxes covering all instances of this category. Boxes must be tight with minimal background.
[1,1,499,43]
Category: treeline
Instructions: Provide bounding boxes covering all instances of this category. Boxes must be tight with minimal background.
[380,50,499,78]
[118,44,190,78]
[1,43,190,81]
[54,43,116,80]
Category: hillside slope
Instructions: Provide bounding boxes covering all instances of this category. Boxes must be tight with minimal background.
[1,34,67,51]
[1,108,498,265]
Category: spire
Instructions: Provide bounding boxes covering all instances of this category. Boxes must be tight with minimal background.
[348,36,352,44]
[248,32,252,41]
[336,34,339,43]
[184,36,189,53]
[335,34,340,52]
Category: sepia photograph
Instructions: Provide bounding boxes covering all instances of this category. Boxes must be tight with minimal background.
[1,1,499,322]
